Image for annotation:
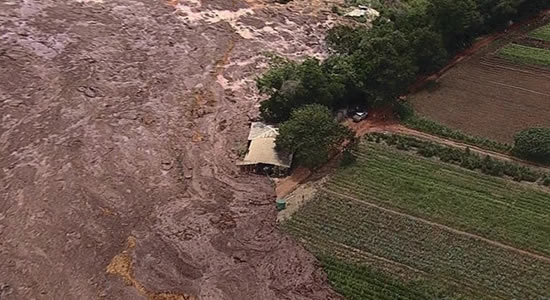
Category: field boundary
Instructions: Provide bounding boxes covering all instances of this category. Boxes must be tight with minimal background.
[322,188,550,263]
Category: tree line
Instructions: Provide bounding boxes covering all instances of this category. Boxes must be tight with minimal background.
[258,0,550,168]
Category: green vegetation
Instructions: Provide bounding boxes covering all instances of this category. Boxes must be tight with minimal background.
[283,141,550,299]
[332,142,550,255]
[401,111,512,153]
[512,127,550,164]
[257,57,348,123]
[276,104,354,168]
[257,0,550,127]
[498,43,550,66]
[529,23,550,41]
[367,132,547,183]
[320,257,455,300]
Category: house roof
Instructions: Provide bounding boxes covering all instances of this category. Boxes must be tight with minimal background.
[237,137,293,169]
[247,122,279,140]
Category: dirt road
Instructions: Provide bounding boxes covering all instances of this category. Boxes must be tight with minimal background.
[0,0,343,299]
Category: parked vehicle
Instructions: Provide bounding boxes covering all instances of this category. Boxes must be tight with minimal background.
[352,111,368,122]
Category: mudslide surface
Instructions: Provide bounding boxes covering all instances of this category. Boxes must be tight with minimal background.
[0,0,342,299]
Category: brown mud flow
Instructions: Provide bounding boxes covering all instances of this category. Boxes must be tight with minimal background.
[0,0,344,299]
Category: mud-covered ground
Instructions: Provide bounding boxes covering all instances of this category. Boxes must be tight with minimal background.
[0,0,344,299]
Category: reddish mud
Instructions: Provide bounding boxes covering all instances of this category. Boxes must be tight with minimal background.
[0,0,344,299]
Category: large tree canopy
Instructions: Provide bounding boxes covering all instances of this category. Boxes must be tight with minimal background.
[426,0,482,50]
[257,58,345,123]
[349,23,418,105]
[276,104,354,168]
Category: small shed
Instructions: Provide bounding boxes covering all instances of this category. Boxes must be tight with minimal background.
[237,122,293,174]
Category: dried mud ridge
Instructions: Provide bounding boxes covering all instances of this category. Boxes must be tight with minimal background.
[0,0,344,299]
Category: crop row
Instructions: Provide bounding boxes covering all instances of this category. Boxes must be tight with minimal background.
[498,43,550,67]
[334,142,550,256]
[320,256,459,300]
[282,193,550,299]
[529,23,550,41]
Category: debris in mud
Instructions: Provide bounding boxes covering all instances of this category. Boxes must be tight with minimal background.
[161,160,173,171]
[77,86,101,98]
[0,283,13,297]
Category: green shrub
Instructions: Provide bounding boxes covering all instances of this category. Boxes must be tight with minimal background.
[397,142,409,150]
[418,145,437,157]
[460,156,482,170]
[543,176,550,187]
[481,156,505,177]
[341,149,356,167]
[503,162,519,177]
[518,167,540,183]
[512,128,550,164]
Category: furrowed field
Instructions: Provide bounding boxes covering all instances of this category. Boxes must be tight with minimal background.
[498,43,550,66]
[282,142,550,299]
[410,22,550,143]
[530,23,550,41]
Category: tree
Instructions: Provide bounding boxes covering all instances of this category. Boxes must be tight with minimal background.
[426,0,482,51]
[276,104,354,168]
[512,128,550,164]
[409,27,448,74]
[257,58,344,123]
[326,25,367,55]
[350,23,418,105]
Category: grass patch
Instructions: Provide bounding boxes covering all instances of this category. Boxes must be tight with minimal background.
[403,115,512,153]
[283,142,550,299]
[498,43,550,67]
[529,23,550,41]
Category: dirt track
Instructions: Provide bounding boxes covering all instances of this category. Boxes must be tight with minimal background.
[0,0,343,299]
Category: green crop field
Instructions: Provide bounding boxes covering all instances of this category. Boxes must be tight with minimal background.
[498,43,550,66]
[529,23,550,41]
[282,142,550,299]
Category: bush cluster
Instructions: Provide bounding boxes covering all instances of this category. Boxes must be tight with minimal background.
[512,128,550,164]
[367,133,547,184]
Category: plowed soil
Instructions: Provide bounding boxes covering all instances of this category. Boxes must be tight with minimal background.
[0,0,343,299]
[409,18,550,143]
[410,54,550,143]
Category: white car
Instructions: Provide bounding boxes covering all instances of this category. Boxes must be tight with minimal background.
[352,111,369,122]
